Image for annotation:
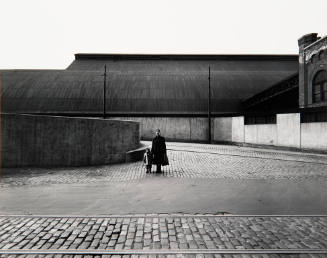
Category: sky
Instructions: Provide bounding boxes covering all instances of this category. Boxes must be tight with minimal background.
[1,0,327,69]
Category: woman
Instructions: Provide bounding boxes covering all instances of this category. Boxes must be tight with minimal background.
[151,129,168,173]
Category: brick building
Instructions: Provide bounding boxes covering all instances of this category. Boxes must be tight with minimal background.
[240,33,327,150]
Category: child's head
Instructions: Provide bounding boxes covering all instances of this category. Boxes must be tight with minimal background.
[146,148,150,153]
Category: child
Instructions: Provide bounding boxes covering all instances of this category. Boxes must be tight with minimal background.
[143,148,153,173]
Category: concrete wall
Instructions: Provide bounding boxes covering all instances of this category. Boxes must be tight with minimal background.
[277,113,301,148]
[213,117,244,143]
[2,114,140,167]
[231,117,245,143]
[213,117,232,142]
[244,124,277,146]
[109,114,327,151]
[111,116,244,143]
[301,122,327,150]
[109,117,209,142]
[242,113,327,151]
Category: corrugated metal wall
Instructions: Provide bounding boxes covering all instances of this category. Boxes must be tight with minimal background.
[1,56,298,115]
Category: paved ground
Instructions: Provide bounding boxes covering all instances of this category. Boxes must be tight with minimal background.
[0,255,326,258]
[1,253,327,257]
[2,255,326,258]
[0,214,326,257]
[0,142,327,215]
[1,142,327,256]
[2,142,327,187]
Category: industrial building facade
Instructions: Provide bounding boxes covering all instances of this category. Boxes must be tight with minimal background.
[1,33,326,150]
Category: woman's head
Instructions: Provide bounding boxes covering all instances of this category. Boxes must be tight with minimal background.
[155,129,161,136]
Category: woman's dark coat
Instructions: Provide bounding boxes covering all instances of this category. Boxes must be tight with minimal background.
[151,135,167,165]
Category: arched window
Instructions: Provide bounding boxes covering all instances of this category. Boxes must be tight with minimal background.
[312,70,327,103]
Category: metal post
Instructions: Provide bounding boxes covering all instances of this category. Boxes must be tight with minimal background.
[208,66,211,143]
[103,65,107,119]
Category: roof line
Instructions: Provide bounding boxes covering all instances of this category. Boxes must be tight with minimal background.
[304,35,327,51]
[74,53,299,61]
[242,72,299,109]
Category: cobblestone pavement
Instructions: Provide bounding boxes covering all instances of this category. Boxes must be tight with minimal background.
[1,143,327,257]
[0,215,326,257]
[164,142,327,165]
[1,254,327,258]
[1,142,327,187]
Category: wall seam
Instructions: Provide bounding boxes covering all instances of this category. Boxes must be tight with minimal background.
[276,115,279,147]
[299,113,302,149]
[189,118,192,141]
[243,116,245,144]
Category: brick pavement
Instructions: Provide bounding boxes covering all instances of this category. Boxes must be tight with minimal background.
[0,215,326,257]
[1,142,327,188]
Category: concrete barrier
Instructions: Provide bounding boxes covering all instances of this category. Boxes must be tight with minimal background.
[244,124,277,146]
[301,122,327,150]
[107,114,327,152]
[213,117,232,142]
[1,114,140,167]
[213,117,244,143]
[277,113,301,148]
[109,117,209,142]
[112,116,245,144]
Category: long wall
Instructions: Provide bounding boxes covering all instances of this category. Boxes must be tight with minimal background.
[212,113,327,151]
[301,122,327,150]
[109,117,209,142]
[112,114,327,151]
[2,114,140,167]
[110,116,245,143]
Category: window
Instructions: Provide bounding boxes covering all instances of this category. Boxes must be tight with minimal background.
[301,111,327,123]
[312,70,327,103]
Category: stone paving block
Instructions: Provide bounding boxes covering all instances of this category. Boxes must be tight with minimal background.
[114,243,124,249]
[108,239,116,247]
[153,235,160,242]
[133,236,142,243]
[0,215,326,255]
[136,231,144,237]
[133,242,143,249]
[111,234,119,240]
[118,236,127,244]
[144,239,152,246]
[114,224,122,230]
